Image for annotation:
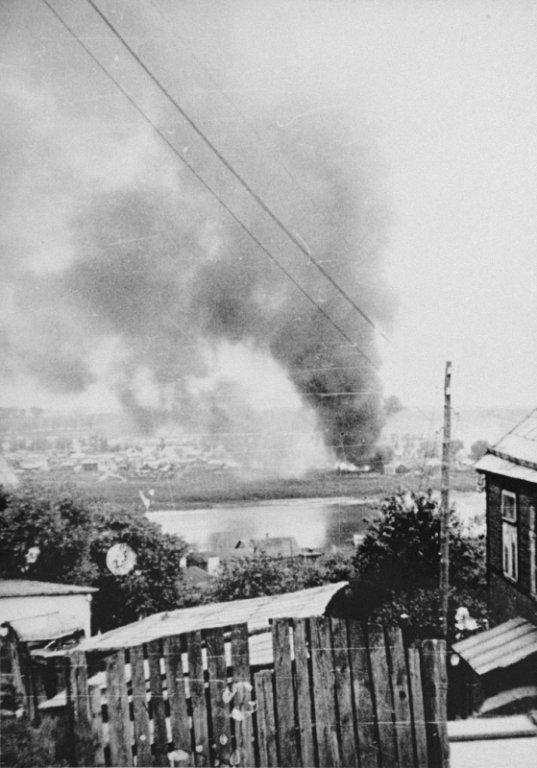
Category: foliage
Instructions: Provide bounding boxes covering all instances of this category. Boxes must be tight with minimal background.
[352,492,487,636]
[206,550,356,603]
[0,483,188,631]
[470,439,490,461]
[0,715,69,767]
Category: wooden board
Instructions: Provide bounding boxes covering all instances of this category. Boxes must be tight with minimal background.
[147,639,169,767]
[293,619,315,768]
[254,670,278,767]
[130,644,152,768]
[309,616,340,767]
[69,650,94,767]
[271,619,297,766]
[347,621,379,768]
[331,618,359,768]
[368,626,397,768]
[186,631,210,766]
[204,627,232,767]
[231,623,255,768]
[386,627,414,768]
[420,639,450,768]
[407,642,428,768]
[163,634,191,765]
[88,681,105,768]
[105,650,133,767]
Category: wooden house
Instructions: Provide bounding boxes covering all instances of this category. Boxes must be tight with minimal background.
[450,410,537,717]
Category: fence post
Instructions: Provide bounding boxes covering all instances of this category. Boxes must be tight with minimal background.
[69,649,95,767]
[385,627,414,767]
[347,621,379,768]
[271,619,298,766]
[420,639,449,768]
[105,650,133,767]
[368,626,397,767]
[231,623,256,768]
[309,616,340,767]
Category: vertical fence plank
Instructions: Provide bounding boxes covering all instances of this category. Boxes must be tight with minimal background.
[309,616,340,768]
[204,627,232,767]
[331,618,359,768]
[231,623,255,768]
[347,621,379,768]
[70,650,94,767]
[254,670,278,767]
[293,619,315,768]
[88,682,105,768]
[185,631,210,767]
[105,650,133,767]
[147,640,168,767]
[163,634,192,765]
[386,627,414,768]
[130,644,152,768]
[271,619,297,766]
[407,643,428,768]
[368,626,397,768]
[420,639,449,768]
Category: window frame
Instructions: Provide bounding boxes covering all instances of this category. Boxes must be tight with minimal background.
[501,490,518,582]
[501,490,517,523]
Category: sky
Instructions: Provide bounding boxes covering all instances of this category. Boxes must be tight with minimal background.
[1,0,536,422]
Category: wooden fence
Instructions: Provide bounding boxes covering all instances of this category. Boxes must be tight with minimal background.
[66,617,449,767]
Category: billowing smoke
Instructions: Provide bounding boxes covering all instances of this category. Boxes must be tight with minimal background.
[0,1,395,467]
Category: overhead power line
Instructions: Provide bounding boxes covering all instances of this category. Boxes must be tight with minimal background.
[41,0,379,372]
[83,0,390,345]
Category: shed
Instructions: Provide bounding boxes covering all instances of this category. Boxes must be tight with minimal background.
[450,617,537,717]
[0,580,97,639]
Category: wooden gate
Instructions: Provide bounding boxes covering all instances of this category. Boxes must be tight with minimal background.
[67,617,449,767]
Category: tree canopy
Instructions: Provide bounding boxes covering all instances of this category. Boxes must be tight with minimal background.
[352,492,487,636]
[0,483,188,631]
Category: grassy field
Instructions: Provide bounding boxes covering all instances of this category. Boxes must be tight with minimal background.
[38,466,477,509]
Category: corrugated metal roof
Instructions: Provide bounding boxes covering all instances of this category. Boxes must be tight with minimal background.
[479,686,537,716]
[474,453,537,484]
[485,408,537,468]
[0,579,97,597]
[79,581,348,652]
[452,617,537,676]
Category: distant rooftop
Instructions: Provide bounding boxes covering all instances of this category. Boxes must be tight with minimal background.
[0,580,97,598]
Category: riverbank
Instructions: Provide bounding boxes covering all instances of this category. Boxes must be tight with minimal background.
[39,466,477,509]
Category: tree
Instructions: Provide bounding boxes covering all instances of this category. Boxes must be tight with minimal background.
[207,550,356,603]
[352,492,487,637]
[470,439,489,461]
[0,483,188,631]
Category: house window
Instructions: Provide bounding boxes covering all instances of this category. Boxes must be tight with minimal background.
[501,490,517,581]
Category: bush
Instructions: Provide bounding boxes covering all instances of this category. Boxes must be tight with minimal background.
[0,483,189,631]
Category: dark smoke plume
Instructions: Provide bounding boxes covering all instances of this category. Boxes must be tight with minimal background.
[0,2,394,465]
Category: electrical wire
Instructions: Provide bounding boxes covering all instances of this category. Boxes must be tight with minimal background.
[83,0,391,345]
[41,0,379,372]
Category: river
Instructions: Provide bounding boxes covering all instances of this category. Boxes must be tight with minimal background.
[147,490,485,552]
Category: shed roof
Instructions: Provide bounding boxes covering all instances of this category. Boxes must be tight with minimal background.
[0,580,97,598]
[476,408,537,476]
[452,617,537,676]
[5,612,84,642]
[79,581,348,652]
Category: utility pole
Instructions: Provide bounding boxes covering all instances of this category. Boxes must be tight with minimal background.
[439,361,452,638]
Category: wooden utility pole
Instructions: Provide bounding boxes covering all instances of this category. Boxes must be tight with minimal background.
[439,361,452,638]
